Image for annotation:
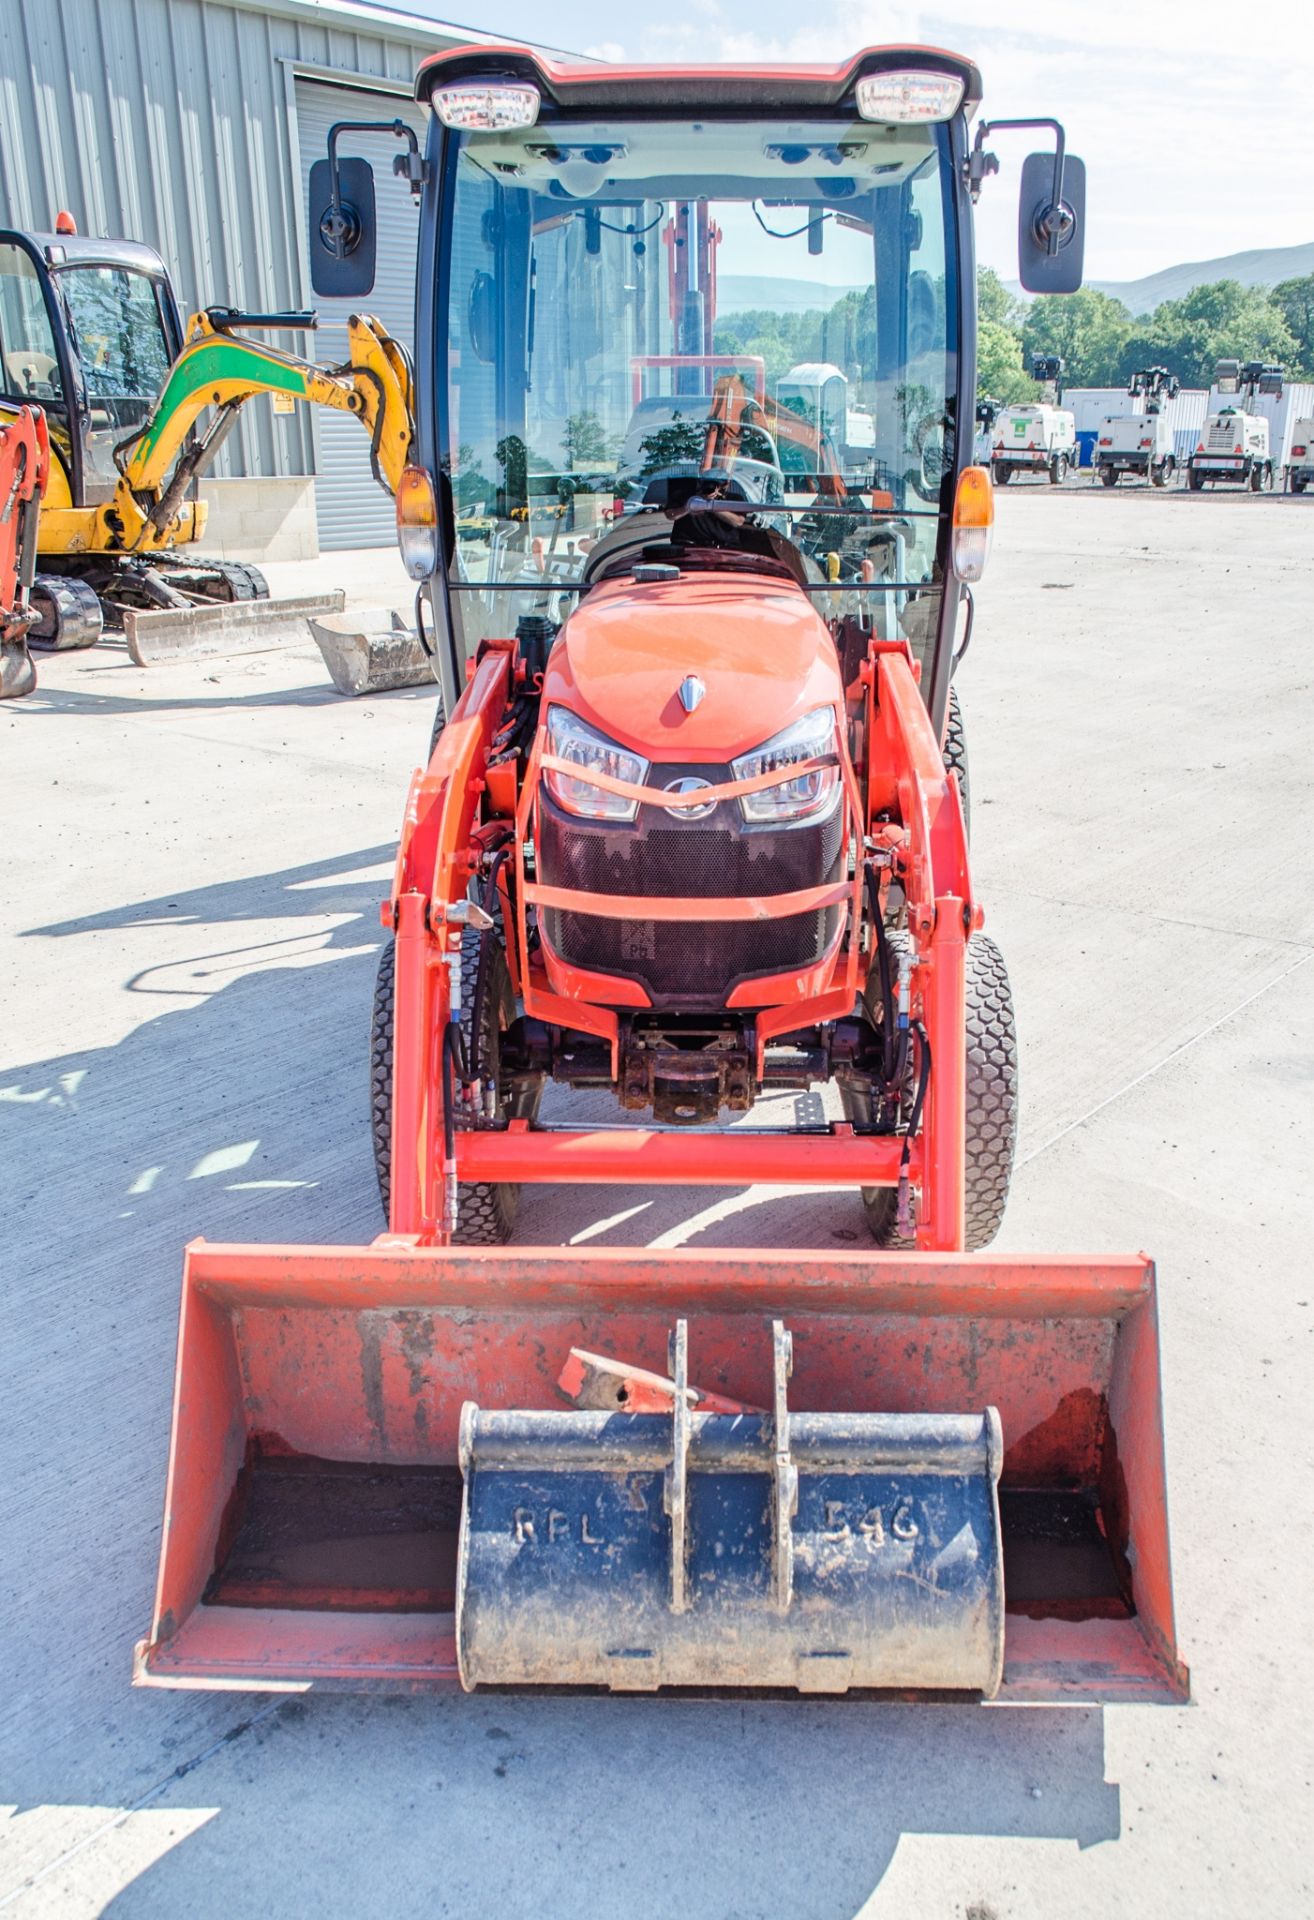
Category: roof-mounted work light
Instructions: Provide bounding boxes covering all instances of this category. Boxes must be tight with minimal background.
[434,83,540,131]
[855,72,965,123]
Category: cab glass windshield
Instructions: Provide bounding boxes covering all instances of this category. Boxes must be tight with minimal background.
[439,114,958,662]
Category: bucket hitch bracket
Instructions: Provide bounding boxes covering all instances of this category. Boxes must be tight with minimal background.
[455,1319,1006,1695]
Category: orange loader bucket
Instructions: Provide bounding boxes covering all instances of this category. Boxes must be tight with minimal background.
[134,1242,1187,1703]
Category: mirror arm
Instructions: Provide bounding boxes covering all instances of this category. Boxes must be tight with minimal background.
[323,119,428,259]
[969,117,1069,253]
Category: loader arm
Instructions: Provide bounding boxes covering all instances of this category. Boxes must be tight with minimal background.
[104,309,414,552]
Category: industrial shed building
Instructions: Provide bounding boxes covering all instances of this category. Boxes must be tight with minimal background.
[0,0,525,555]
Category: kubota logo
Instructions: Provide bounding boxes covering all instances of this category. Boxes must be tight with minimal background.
[663,776,716,820]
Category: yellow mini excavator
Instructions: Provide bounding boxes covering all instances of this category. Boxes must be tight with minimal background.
[0,221,414,661]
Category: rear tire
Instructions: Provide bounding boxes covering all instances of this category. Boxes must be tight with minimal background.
[1049,453,1067,485]
[992,462,1011,486]
[1188,468,1204,491]
[1249,462,1264,493]
[1294,475,1308,495]
[846,933,1018,1251]
[370,925,530,1243]
[1100,466,1117,487]
[943,683,970,835]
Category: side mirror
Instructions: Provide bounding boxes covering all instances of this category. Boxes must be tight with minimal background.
[308,155,376,298]
[1017,150,1085,294]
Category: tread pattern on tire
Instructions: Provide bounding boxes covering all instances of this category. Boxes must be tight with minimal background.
[960,932,1019,1249]
[856,931,1018,1252]
[943,683,970,835]
[370,926,520,1244]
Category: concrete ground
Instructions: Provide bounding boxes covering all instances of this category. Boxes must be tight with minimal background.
[2,491,1311,1917]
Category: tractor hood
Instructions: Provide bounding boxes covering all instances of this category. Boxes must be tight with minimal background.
[542,571,843,763]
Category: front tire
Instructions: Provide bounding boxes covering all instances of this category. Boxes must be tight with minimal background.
[370,927,531,1243]
[846,933,1018,1251]
[943,684,970,835]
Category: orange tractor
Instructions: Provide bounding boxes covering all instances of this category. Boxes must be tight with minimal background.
[137,46,1186,1704]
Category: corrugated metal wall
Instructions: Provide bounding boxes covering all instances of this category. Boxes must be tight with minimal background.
[0,0,442,480]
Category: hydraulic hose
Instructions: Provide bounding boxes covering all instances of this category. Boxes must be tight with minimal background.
[896,1019,932,1238]
[466,844,513,1119]
[864,865,896,1088]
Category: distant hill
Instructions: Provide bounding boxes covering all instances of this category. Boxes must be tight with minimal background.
[1080,241,1314,314]
[718,274,864,315]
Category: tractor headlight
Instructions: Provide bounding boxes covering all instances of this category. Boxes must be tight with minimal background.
[544,706,649,822]
[731,706,839,824]
[855,71,965,123]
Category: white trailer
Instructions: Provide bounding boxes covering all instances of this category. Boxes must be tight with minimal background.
[1188,361,1284,492]
[1094,369,1182,487]
[991,403,1076,484]
[1287,418,1314,494]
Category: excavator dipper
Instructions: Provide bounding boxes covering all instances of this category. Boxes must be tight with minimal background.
[135,46,1186,1705]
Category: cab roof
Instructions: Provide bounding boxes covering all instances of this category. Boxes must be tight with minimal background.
[414,43,982,116]
[1,227,169,278]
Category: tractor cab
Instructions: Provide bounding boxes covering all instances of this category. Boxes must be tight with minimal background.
[419,66,967,726]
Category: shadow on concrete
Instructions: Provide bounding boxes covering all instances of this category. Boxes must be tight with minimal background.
[3,846,1121,1915]
[8,675,439,721]
[100,1696,1119,1919]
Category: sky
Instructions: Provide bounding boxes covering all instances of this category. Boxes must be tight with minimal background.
[395,0,1310,286]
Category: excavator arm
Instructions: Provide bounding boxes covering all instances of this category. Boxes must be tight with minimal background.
[701,372,847,505]
[80,308,414,556]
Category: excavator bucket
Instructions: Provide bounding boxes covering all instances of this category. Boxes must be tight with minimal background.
[135,1242,1186,1703]
[308,608,438,696]
[121,591,347,666]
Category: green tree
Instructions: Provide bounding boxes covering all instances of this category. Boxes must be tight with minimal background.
[1021,288,1133,387]
[976,319,1039,403]
[1270,275,1314,377]
[562,411,616,471]
[1128,281,1298,388]
[977,267,1024,332]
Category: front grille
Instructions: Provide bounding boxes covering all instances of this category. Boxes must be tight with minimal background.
[538,766,844,1006]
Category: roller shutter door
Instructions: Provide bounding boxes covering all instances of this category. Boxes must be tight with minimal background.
[295,80,424,549]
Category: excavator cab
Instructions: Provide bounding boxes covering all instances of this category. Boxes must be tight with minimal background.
[0,229,183,506]
[135,48,1187,1706]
